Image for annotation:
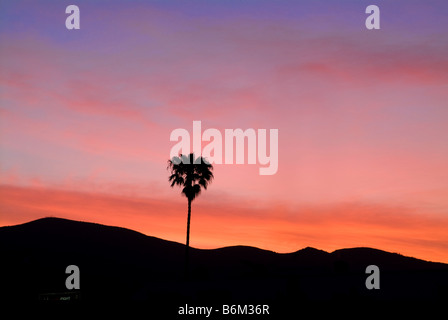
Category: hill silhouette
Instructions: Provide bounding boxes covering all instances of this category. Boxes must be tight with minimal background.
[1,217,447,310]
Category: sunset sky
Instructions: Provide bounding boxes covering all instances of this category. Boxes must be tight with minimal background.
[1,0,448,263]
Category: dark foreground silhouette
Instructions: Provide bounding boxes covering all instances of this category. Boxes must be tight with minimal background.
[1,217,447,311]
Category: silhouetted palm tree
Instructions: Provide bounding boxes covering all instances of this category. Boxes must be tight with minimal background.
[168,153,213,278]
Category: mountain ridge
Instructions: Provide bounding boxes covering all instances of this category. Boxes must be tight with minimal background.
[2,216,443,264]
[1,216,447,304]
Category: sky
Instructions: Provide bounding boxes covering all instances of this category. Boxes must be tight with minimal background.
[1,0,448,262]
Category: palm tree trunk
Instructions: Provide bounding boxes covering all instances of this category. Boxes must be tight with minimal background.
[185,197,192,279]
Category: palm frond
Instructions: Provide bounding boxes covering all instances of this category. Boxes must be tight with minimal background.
[168,153,214,201]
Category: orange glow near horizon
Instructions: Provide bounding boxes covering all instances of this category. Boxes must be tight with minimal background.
[1,185,447,263]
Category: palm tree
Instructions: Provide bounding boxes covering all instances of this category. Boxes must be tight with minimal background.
[167,153,213,278]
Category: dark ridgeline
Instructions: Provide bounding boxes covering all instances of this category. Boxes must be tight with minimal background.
[168,153,213,279]
[1,217,447,312]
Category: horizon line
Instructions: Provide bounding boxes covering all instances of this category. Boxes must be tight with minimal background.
[4,215,446,265]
